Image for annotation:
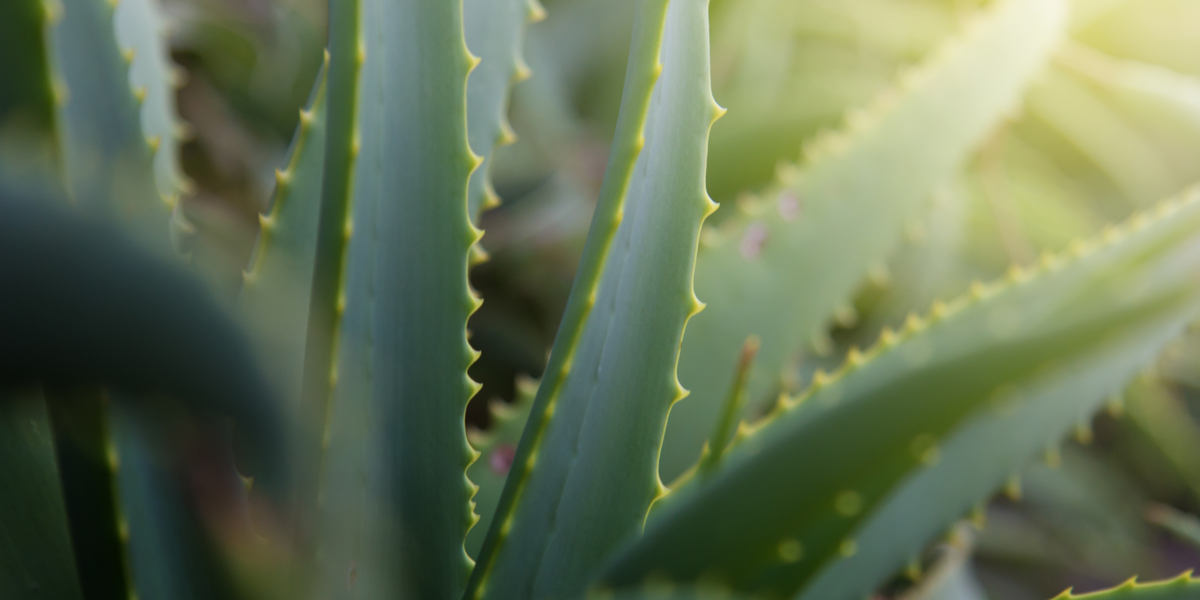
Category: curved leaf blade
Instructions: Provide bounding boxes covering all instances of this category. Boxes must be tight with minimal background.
[0,395,83,599]
[50,0,170,248]
[469,1,722,598]
[600,186,1200,600]
[311,1,482,598]
[113,0,188,199]
[464,0,543,221]
[0,0,61,192]
[466,377,537,558]
[242,64,329,408]
[660,0,1069,481]
[1051,573,1200,600]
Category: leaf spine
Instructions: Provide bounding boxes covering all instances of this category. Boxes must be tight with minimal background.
[1004,475,1021,500]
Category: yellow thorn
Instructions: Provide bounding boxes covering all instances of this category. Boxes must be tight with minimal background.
[527,0,547,22]
[1038,250,1056,270]
[145,135,160,152]
[845,346,863,367]
[106,443,120,469]
[905,558,922,581]
[970,505,986,531]
[969,280,986,299]
[834,304,857,328]
[930,299,947,320]
[834,490,862,516]
[811,369,830,388]
[810,331,832,356]
[1107,394,1126,418]
[867,264,891,287]
[470,245,491,266]
[122,47,136,64]
[132,86,147,104]
[43,0,64,24]
[53,79,69,106]
[514,60,533,83]
[878,327,896,347]
[299,108,315,128]
[777,538,804,563]
[497,121,517,146]
[1074,421,1093,445]
[481,187,502,211]
[1004,475,1021,501]
[1044,445,1062,469]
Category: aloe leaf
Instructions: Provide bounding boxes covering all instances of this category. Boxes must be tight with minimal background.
[43,389,134,600]
[0,7,76,591]
[466,377,537,558]
[598,588,760,600]
[1055,44,1200,187]
[241,62,329,407]
[467,1,721,598]
[1125,378,1200,503]
[659,0,1068,481]
[113,0,188,200]
[1049,573,1200,600]
[0,394,83,599]
[49,0,170,249]
[1025,67,1178,205]
[108,404,240,600]
[860,181,969,333]
[704,0,962,200]
[0,197,284,600]
[464,0,543,221]
[309,0,482,598]
[598,187,1200,600]
[0,198,285,499]
[0,0,62,192]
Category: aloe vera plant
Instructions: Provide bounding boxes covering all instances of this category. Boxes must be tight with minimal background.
[6,0,1200,599]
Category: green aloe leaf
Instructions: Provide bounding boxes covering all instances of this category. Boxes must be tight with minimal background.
[46,5,239,596]
[49,0,170,249]
[44,389,134,600]
[0,6,77,593]
[1025,67,1178,205]
[467,1,721,598]
[598,186,1200,600]
[113,0,188,200]
[659,0,1069,481]
[0,0,61,192]
[598,588,760,600]
[1055,44,1200,192]
[309,1,482,598]
[241,62,329,408]
[466,377,537,559]
[0,395,83,599]
[0,196,285,600]
[464,0,543,221]
[1049,573,1200,600]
